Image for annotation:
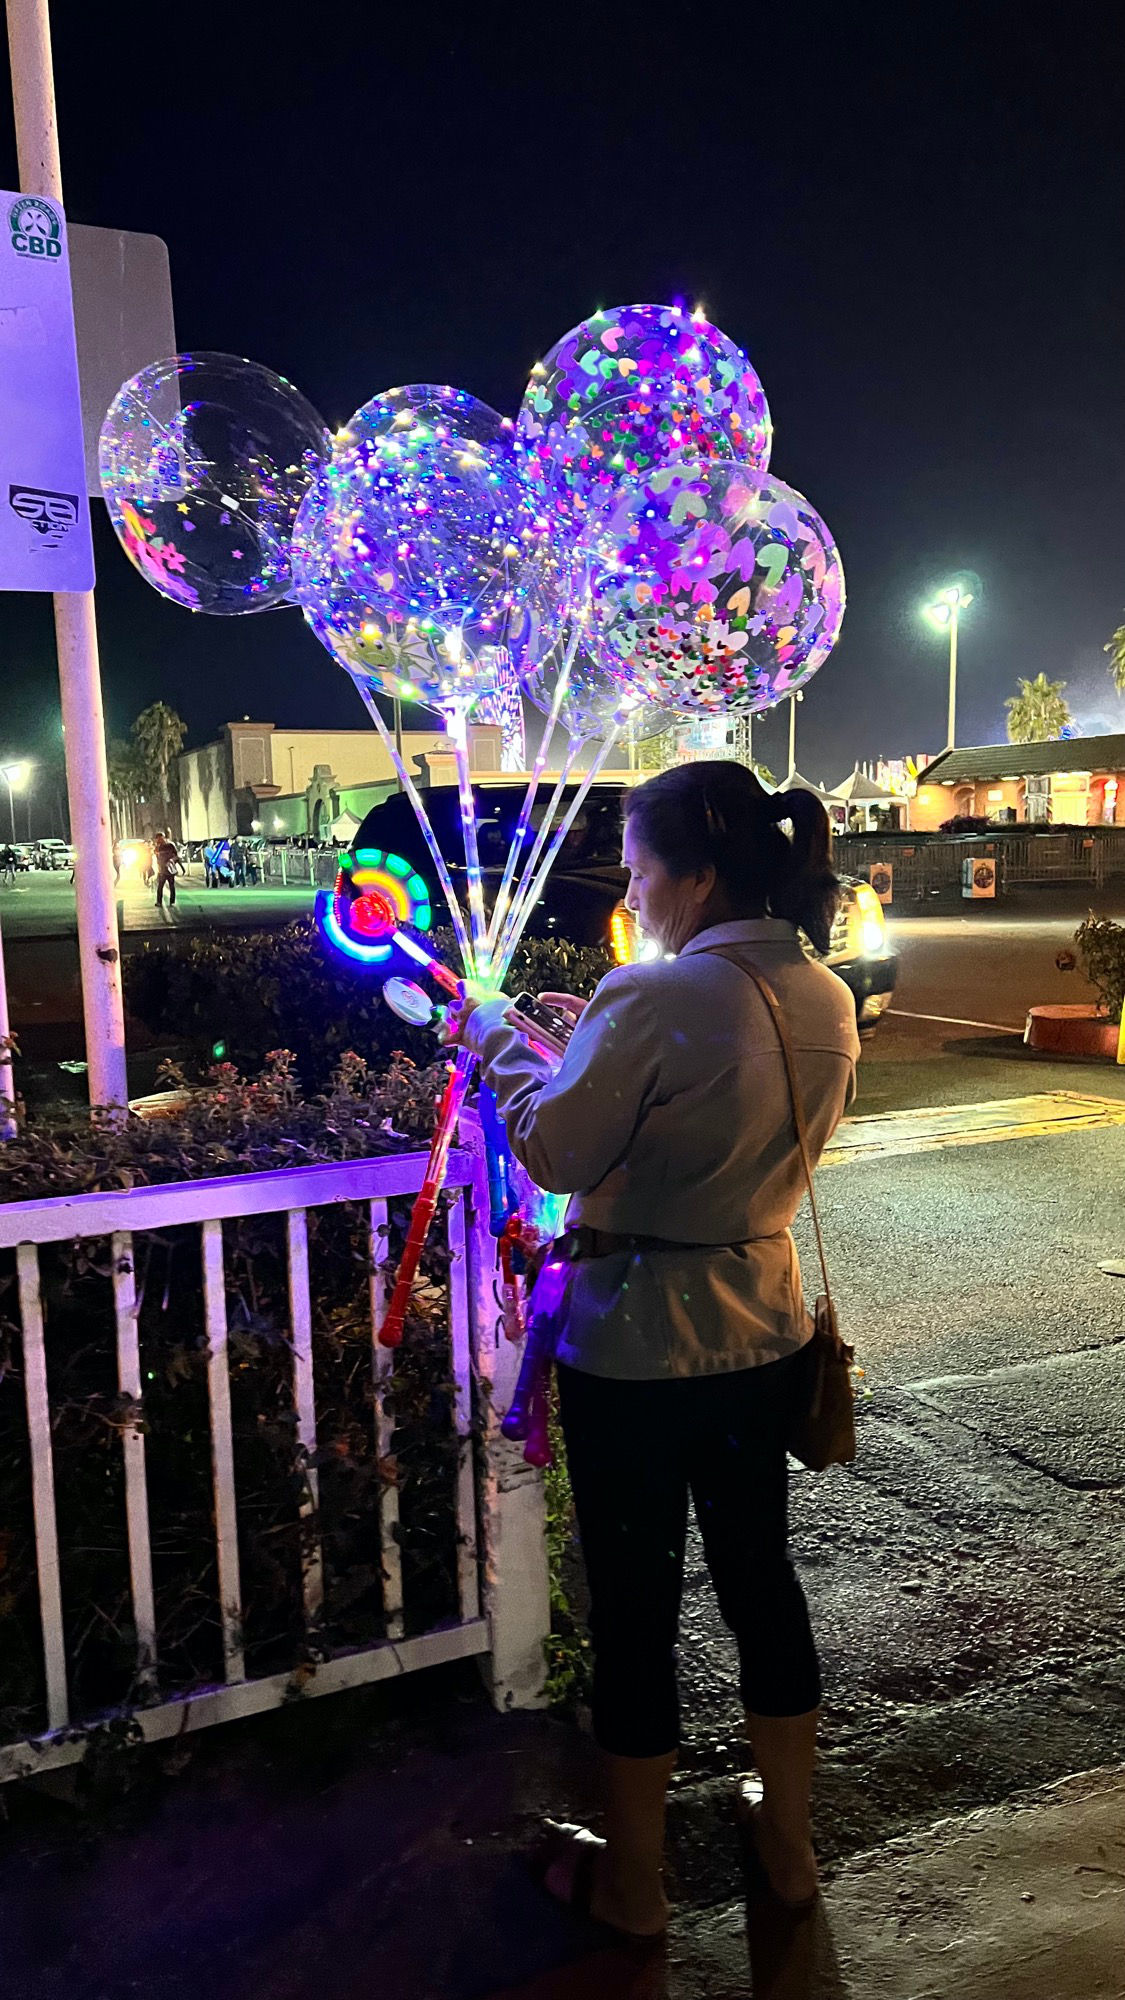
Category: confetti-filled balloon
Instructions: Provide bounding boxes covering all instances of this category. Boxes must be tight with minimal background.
[99,353,329,614]
[516,303,771,522]
[292,393,560,711]
[578,463,844,718]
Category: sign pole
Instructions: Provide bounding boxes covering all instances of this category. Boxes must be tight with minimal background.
[0,909,17,1138]
[5,0,128,1115]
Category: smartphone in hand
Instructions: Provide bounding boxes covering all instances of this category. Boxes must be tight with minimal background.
[510,991,576,1048]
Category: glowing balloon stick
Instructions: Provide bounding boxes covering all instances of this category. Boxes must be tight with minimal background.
[497,729,622,974]
[378,1047,475,1347]
[492,738,582,963]
[486,621,583,940]
[485,630,579,955]
[444,698,489,975]
[356,684,473,969]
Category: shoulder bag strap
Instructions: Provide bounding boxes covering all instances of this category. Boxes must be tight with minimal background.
[699,946,834,1313]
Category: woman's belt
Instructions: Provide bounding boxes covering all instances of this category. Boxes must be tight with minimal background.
[556,1224,751,1260]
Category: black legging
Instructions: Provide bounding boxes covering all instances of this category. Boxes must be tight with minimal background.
[556,1346,822,1758]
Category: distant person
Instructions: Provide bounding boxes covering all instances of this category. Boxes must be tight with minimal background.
[230,837,246,887]
[141,840,154,888]
[154,831,179,909]
[0,845,14,886]
[112,837,121,885]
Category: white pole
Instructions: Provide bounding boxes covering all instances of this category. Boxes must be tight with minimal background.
[787,696,797,782]
[6,0,128,1115]
[0,908,17,1137]
[946,600,959,752]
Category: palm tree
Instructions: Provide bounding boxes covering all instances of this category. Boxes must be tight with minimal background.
[106,739,147,837]
[1106,621,1125,696]
[1004,674,1073,744]
[132,702,187,830]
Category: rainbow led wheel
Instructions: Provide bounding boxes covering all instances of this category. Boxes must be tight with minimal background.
[316,846,432,965]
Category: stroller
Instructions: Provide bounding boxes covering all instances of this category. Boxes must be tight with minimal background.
[203,838,234,887]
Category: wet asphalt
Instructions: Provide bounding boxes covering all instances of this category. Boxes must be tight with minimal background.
[660,905,1125,1908]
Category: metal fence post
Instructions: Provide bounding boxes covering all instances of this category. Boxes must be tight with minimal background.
[460,1108,549,1711]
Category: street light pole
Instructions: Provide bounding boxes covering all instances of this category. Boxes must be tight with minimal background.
[923,583,973,755]
[4,772,15,843]
[946,597,959,752]
[5,0,128,1114]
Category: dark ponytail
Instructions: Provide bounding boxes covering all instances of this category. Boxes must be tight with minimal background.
[624,759,840,955]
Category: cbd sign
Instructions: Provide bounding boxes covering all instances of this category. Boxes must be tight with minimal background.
[9,196,63,259]
[0,186,94,589]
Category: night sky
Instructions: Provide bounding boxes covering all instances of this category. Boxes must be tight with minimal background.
[1,0,1123,795]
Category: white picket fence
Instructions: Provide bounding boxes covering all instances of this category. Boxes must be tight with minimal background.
[0,1136,549,1782]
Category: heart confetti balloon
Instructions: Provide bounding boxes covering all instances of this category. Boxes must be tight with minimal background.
[516,303,771,523]
[578,463,844,718]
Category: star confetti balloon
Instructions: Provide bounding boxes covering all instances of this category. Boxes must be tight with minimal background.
[99,353,329,614]
[579,462,844,718]
[516,303,771,523]
[292,391,561,712]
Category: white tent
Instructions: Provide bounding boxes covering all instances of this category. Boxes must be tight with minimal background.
[329,809,363,846]
[830,767,904,830]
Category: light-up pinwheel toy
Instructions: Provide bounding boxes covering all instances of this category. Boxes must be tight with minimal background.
[98,313,847,1451]
[314,847,481,1347]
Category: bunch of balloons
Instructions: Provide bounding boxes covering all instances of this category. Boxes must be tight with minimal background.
[99,307,846,1383]
[99,305,844,761]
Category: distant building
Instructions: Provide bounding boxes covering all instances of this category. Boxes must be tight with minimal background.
[177,719,506,842]
[911,734,1125,830]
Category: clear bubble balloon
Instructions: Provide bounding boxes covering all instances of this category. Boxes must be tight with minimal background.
[579,463,844,718]
[99,353,329,614]
[342,383,516,454]
[291,398,562,713]
[516,303,771,523]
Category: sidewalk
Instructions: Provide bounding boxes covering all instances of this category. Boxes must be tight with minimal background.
[490,1768,1120,2000]
[486,1765,1125,2000]
[2,1662,1120,2000]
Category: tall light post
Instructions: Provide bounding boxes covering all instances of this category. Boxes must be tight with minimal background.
[787,690,804,782]
[924,583,974,751]
[1,762,29,843]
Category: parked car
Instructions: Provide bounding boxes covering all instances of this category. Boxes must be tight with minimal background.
[34,838,72,870]
[353,781,898,1033]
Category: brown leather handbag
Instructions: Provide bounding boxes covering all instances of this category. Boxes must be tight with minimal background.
[703,948,858,1471]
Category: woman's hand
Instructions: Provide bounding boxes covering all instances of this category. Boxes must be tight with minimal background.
[535,992,589,1027]
[502,991,588,1061]
[438,979,494,1048]
[440,985,589,1058]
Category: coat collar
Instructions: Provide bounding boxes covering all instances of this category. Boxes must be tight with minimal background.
[680,918,802,958]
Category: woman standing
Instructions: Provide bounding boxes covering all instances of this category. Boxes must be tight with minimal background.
[447,759,860,1939]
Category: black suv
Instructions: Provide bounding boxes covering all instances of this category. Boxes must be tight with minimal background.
[353,781,897,1032]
